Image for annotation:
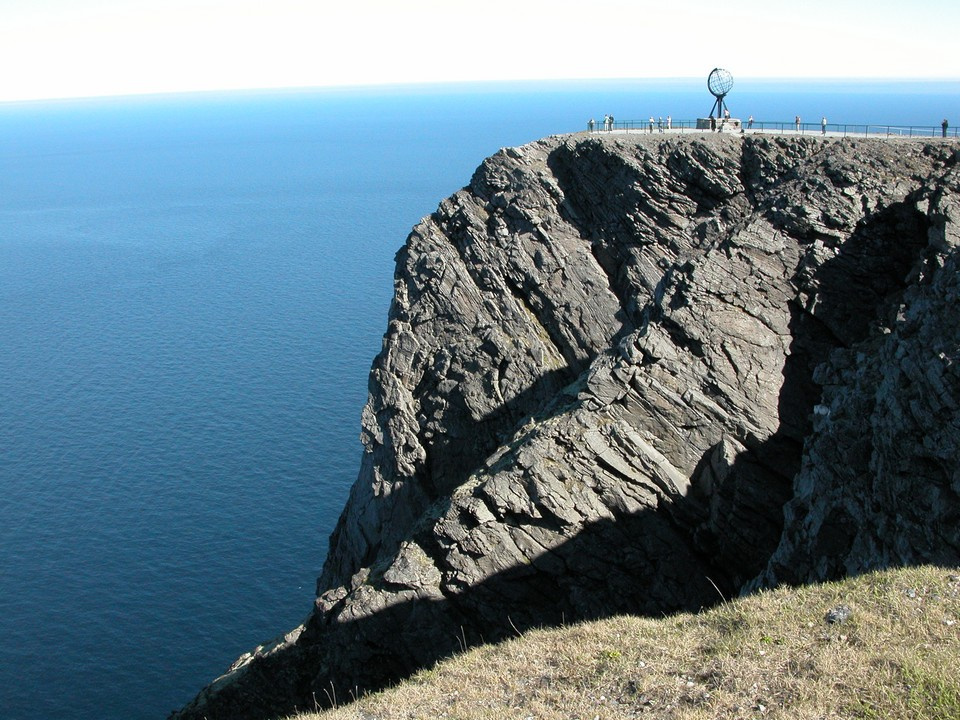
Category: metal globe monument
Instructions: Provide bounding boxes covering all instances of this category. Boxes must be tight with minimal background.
[707,68,734,119]
[697,68,741,131]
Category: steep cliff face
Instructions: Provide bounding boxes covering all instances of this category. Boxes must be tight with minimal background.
[172,133,960,720]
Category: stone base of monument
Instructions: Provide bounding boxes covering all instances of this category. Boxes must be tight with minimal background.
[696,117,743,132]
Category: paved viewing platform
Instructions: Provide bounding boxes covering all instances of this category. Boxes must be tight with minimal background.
[588,119,957,140]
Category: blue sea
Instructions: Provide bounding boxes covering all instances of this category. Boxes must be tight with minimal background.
[0,77,957,720]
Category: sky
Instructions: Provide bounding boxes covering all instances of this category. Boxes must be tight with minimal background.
[0,0,958,102]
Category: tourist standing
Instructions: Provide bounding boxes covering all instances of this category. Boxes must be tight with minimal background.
[821,116,827,135]
[748,115,754,129]
[944,119,950,138]
[588,117,595,132]
[648,116,654,133]
[666,115,672,129]
[795,115,801,131]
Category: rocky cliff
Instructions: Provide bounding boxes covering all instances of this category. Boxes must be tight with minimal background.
[172,132,960,720]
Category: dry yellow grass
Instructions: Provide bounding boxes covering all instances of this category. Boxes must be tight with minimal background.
[291,566,960,720]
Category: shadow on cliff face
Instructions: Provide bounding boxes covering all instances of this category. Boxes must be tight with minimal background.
[418,366,578,499]
[322,363,581,588]
[773,199,931,459]
[761,199,951,586]
[688,198,934,592]
[173,504,724,720]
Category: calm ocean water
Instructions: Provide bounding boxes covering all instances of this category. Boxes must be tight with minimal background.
[0,78,957,720]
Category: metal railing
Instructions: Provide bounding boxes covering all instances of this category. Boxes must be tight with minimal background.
[744,121,956,138]
[586,119,958,139]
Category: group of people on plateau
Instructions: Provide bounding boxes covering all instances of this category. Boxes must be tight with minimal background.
[646,115,672,132]
[587,115,616,132]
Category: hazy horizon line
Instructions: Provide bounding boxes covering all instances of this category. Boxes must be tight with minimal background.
[2,75,958,108]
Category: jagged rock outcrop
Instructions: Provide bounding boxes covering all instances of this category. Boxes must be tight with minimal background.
[756,170,960,585]
[172,132,960,720]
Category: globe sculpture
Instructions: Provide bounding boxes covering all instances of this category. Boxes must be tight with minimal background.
[707,68,734,119]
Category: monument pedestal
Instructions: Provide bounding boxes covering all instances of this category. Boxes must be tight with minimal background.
[696,117,742,132]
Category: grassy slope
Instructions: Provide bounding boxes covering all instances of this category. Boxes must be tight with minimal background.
[292,566,960,720]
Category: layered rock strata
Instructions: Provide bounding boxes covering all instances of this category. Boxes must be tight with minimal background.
[173,132,960,720]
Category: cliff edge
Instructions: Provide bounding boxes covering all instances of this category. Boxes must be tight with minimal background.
[172,132,960,720]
